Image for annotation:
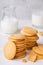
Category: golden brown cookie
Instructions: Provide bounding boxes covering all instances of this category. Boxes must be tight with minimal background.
[28,52,37,62]
[25,35,38,39]
[14,40,25,44]
[26,42,36,45]
[38,44,43,51]
[37,54,43,60]
[25,40,36,43]
[32,46,43,55]
[21,26,38,36]
[38,32,43,36]
[26,45,34,48]
[16,54,26,58]
[26,46,33,50]
[26,42,37,47]
[16,48,25,53]
[25,35,39,41]
[25,37,38,42]
[16,50,26,56]
[4,41,16,60]
[8,37,25,43]
[16,44,25,48]
[8,34,25,40]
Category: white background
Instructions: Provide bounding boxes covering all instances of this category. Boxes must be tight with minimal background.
[0,0,43,20]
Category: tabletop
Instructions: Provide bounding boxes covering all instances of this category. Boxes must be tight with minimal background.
[0,19,43,65]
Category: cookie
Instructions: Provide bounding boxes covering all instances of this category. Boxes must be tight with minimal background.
[8,34,25,40]
[28,52,37,62]
[26,43,37,50]
[32,46,43,55]
[25,35,39,41]
[38,44,43,51]
[16,50,26,56]
[26,42,36,45]
[14,40,25,44]
[25,40,36,43]
[37,54,43,60]
[26,47,32,50]
[16,54,26,58]
[38,32,43,36]
[16,43,25,48]
[25,35,38,39]
[26,42,37,47]
[4,41,16,60]
[26,44,35,48]
[25,37,38,42]
[8,37,25,43]
[21,26,38,36]
[16,48,25,53]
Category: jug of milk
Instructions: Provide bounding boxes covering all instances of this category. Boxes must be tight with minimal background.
[1,6,18,34]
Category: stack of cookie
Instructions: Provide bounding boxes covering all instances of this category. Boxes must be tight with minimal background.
[21,26,39,50]
[28,44,43,62]
[8,34,26,58]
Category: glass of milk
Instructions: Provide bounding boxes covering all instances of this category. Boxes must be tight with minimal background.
[32,11,43,28]
[1,6,18,34]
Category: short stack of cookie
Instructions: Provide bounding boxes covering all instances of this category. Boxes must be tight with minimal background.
[8,34,26,58]
[28,44,43,62]
[21,26,39,50]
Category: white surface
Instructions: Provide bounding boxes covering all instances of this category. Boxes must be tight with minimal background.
[0,20,43,65]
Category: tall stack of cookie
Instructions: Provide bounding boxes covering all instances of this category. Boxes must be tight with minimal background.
[21,27,39,50]
[8,34,26,58]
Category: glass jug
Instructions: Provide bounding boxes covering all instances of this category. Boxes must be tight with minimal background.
[1,6,18,34]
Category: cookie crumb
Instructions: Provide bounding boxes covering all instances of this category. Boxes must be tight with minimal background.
[22,59,27,63]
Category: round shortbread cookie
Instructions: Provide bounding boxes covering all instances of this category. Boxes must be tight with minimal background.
[16,43,25,48]
[28,51,37,62]
[21,26,38,36]
[25,35,39,40]
[16,48,25,53]
[32,46,43,55]
[8,37,25,42]
[26,47,32,50]
[26,43,38,50]
[16,54,26,58]
[16,45,25,49]
[16,50,26,56]
[38,32,43,36]
[14,41,25,44]
[25,38,38,42]
[26,44,35,48]
[25,40,36,43]
[37,54,43,60]
[25,36,39,42]
[8,34,25,40]
[16,52,26,57]
[26,41,36,45]
[26,42,37,46]
[4,41,16,60]
[38,44,43,51]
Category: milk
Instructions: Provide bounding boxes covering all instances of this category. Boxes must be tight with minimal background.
[32,12,43,28]
[1,16,18,34]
